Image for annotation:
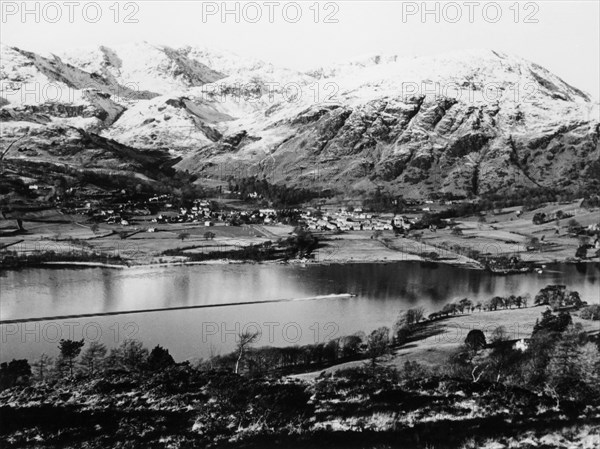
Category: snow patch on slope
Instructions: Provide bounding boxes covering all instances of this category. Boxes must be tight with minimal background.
[60,42,225,95]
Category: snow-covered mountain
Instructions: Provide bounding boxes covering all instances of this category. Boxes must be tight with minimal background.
[1,42,598,197]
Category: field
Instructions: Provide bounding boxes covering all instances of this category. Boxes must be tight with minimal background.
[417,201,600,265]
[1,200,598,268]
[294,305,600,380]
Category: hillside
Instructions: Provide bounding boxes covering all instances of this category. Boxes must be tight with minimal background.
[1,43,598,199]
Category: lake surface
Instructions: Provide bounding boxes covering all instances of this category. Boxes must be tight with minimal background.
[1,262,599,362]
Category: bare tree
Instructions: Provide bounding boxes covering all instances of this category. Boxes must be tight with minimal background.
[235,330,260,374]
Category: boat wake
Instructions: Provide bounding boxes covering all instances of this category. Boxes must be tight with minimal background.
[0,294,354,324]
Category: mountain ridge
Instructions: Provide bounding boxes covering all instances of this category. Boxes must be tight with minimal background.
[1,42,598,199]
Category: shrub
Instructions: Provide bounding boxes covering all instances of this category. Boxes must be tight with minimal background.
[532,212,547,225]
[465,330,486,350]
[147,345,176,370]
[451,227,463,236]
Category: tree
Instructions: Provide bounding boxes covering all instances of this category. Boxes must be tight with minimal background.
[451,227,463,236]
[58,339,85,377]
[394,311,418,345]
[442,302,458,315]
[405,307,425,325]
[235,331,260,374]
[514,294,528,308]
[366,327,390,366]
[488,326,521,383]
[203,231,216,240]
[80,342,107,377]
[547,325,587,400]
[527,236,541,251]
[566,290,583,308]
[106,339,149,373]
[532,309,572,336]
[458,298,473,313]
[505,295,516,309]
[567,219,581,233]
[32,354,53,382]
[487,296,504,311]
[147,345,176,370]
[339,335,363,359]
[90,223,100,234]
[578,342,600,396]
[289,229,318,257]
[523,329,557,387]
[465,329,486,351]
[323,339,338,363]
[575,245,588,259]
[0,359,31,390]
[534,285,583,310]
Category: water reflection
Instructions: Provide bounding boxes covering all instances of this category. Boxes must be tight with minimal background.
[1,262,598,362]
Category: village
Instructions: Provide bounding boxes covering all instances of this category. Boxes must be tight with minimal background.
[2,181,599,271]
[52,187,422,234]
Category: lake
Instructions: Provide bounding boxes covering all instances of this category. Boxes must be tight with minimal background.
[1,261,599,363]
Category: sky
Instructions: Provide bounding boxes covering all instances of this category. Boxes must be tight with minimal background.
[1,1,599,99]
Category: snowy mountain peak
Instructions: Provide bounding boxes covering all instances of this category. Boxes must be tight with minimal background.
[1,43,597,198]
[309,49,591,105]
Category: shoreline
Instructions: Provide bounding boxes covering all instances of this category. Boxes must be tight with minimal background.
[1,253,597,272]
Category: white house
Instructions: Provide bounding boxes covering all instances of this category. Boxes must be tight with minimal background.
[514,339,529,352]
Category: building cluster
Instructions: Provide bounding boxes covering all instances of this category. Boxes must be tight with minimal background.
[300,208,416,232]
[57,187,434,233]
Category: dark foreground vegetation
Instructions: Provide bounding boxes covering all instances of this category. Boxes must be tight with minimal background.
[1,287,599,448]
[1,363,599,449]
